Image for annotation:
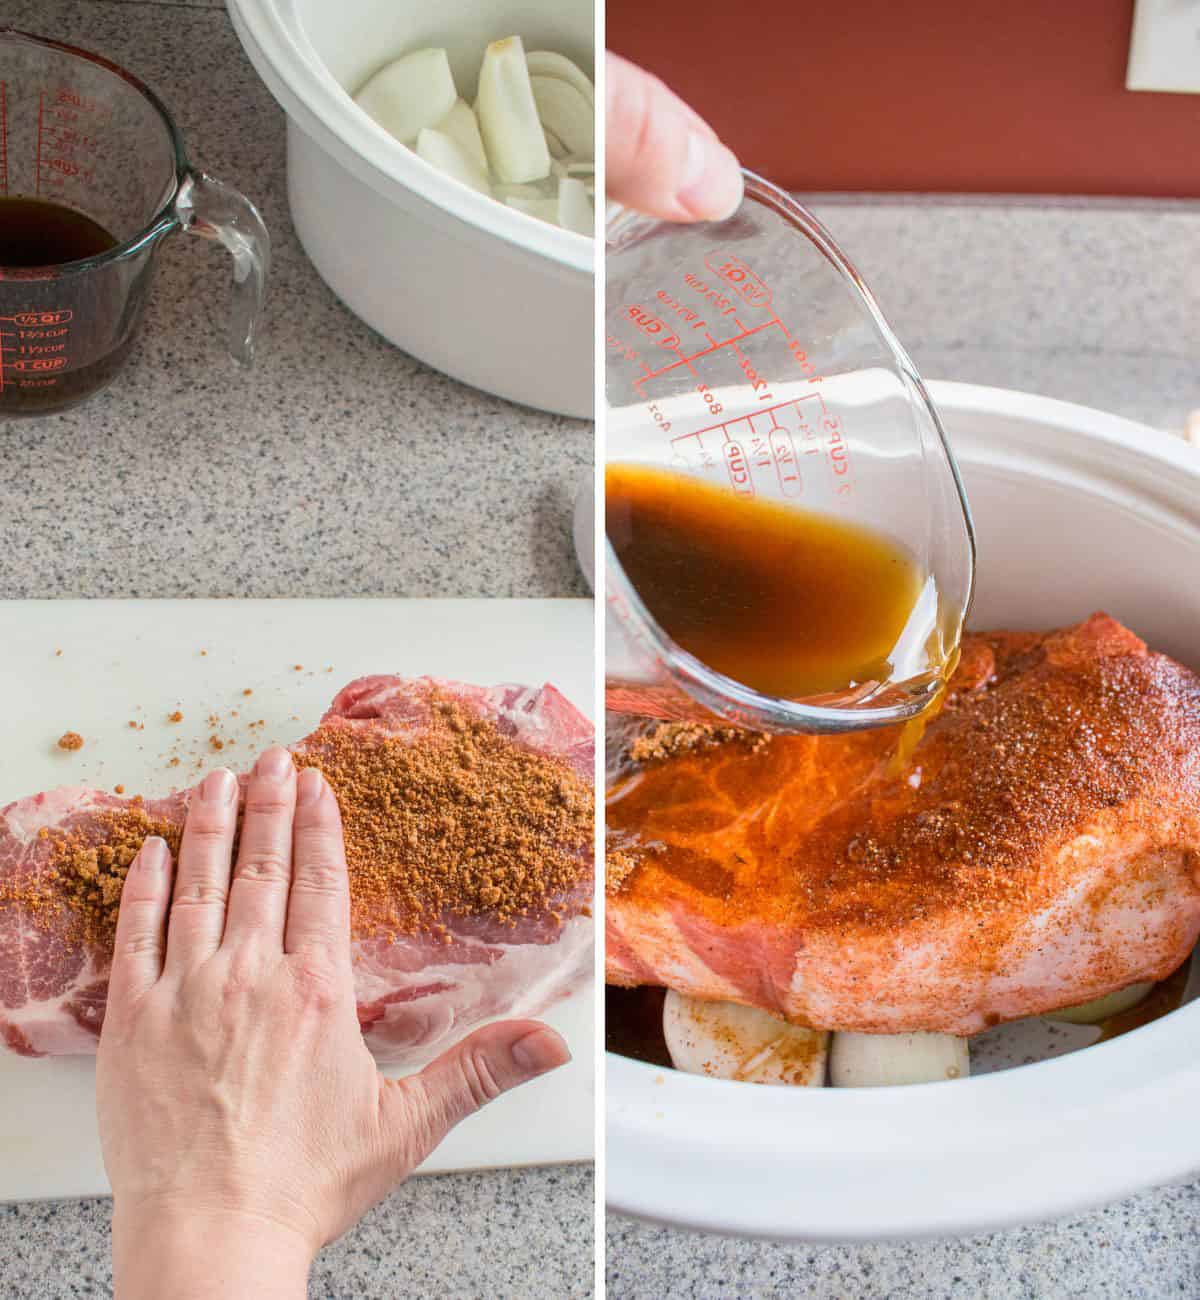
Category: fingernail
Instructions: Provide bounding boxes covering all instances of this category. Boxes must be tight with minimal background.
[296,767,325,807]
[510,1028,571,1075]
[255,746,295,781]
[200,768,237,805]
[677,131,743,221]
[138,836,168,872]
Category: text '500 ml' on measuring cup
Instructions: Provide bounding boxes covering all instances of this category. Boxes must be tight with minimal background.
[0,29,269,416]
[605,172,975,735]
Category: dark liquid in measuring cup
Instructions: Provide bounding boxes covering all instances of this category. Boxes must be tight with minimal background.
[0,197,127,416]
[0,197,116,266]
[606,463,926,700]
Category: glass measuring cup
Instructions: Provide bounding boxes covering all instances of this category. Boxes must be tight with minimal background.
[0,29,269,416]
[606,172,975,734]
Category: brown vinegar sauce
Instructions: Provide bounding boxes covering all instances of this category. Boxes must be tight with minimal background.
[0,198,125,416]
[0,197,117,266]
[606,463,926,700]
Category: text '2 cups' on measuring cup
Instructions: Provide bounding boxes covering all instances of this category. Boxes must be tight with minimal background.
[0,29,270,416]
[605,172,975,735]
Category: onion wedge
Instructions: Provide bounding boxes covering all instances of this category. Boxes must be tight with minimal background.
[354,48,457,146]
[505,196,559,223]
[1044,982,1154,1025]
[415,128,490,196]
[476,36,551,184]
[436,99,488,174]
[525,51,595,108]
[557,177,593,236]
[829,1031,969,1087]
[530,76,594,158]
[662,990,828,1086]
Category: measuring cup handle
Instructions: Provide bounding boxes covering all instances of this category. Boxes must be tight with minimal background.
[174,171,270,365]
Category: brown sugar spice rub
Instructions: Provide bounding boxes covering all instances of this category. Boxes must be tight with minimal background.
[296,698,592,937]
[38,697,591,949]
[628,722,768,765]
[41,804,183,948]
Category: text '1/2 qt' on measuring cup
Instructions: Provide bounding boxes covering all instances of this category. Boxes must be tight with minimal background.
[605,172,975,735]
[0,29,269,416]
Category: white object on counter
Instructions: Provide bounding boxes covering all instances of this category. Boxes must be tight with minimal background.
[0,598,595,1202]
[226,0,594,418]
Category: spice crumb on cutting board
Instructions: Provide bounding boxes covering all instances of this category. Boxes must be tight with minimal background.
[56,732,84,752]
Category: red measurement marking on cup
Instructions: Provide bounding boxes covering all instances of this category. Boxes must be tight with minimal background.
[36,86,106,199]
[669,394,850,500]
[633,316,781,392]
[0,309,75,392]
[625,254,824,399]
[624,305,681,353]
[703,253,772,310]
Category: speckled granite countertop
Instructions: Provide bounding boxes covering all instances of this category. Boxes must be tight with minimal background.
[0,1,592,1297]
[607,196,1200,1298]
[0,0,592,601]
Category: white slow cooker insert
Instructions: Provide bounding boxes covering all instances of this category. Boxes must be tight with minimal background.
[607,382,1200,1241]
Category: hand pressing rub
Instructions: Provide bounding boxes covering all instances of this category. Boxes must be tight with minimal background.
[97,747,569,1300]
[605,51,743,222]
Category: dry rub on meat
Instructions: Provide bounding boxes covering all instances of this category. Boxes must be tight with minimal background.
[606,615,1200,1035]
[1,677,594,1064]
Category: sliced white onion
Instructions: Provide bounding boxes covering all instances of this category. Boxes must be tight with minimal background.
[557,176,593,236]
[1044,982,1154,1025]
[525,50,595,108]
[436,99,488,174]
[543,124,569,160]
[415,127,491,196]
[476,36,551,184]
[829,1031,969,1087]
[662,990,828,1086]
[504,196,559,223]
[530,76,594,159]
[494,181,551,200]
[354,49,457,146]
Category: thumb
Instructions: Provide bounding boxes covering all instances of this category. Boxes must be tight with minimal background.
[388,1020,571,1170]
[606,51,743,222]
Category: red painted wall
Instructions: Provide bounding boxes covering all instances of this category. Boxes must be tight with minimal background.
[608,0,1200,197]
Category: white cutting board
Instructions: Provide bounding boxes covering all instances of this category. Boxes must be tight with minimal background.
[0,599,596,1202]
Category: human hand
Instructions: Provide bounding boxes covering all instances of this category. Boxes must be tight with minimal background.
[606,51,743,221]
[97,748,570,1300]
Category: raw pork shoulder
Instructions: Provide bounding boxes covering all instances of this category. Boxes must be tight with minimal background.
[1,677,594,1064]
[607,616,1200,1035]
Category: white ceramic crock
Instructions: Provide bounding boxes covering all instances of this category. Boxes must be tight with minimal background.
[227,0,594,418]
[607,382,1200,1241]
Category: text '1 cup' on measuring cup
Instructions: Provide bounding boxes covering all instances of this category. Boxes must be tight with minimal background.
[0,29,269,417]
[604,173,976,736]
